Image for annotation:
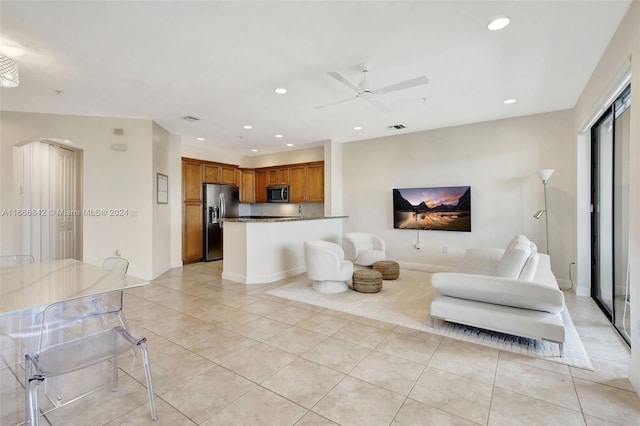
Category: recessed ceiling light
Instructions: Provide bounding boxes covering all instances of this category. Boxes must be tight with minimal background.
[503,99,517,104]
[274,88,287,95]
[196,137,205,141]
[275,134,283,138]
[488,17,510,31]
[286,143,294,147]
[251,149,258,152]
[243,125,252,129]
[353,126,363,131]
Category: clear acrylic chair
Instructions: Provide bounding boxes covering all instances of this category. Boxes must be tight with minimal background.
[102,257,129,274]
[0,254,35,267]
[24,290,157,425]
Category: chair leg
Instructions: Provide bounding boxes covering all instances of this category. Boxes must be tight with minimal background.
[24,356,44,426]
[112,354,119,392]
[138,339,157,421]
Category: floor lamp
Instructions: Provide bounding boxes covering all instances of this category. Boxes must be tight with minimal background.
[533,169,555,255]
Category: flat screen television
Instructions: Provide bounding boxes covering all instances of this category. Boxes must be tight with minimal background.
[393,186,471,231]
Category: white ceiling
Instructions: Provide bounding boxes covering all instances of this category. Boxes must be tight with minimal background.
[0,1,631,155]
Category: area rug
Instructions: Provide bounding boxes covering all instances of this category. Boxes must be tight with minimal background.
[266,269,593,370]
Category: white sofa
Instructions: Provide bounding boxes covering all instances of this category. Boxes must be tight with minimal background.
[430,235,565,351]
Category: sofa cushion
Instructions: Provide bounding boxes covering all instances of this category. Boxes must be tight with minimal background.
[431,272,564,314]
[453,248,504,276]
[518,244,539,281]
[494,235,531,279]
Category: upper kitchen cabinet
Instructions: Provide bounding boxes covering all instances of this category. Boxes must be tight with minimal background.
[289,162,324,203]
[240,169,256,203]
[277,168,290,185]
[183,159,203,202]
[203,163,221,184]
[255,170,268,203]
[203,162,238,184]
[221,166,237,185]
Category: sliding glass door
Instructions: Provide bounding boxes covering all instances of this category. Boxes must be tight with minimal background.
[591,85,631,345]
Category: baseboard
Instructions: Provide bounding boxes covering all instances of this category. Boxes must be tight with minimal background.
[557,278,575,292]
[223,265,307,285]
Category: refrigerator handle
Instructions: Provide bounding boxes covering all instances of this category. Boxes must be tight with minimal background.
[219,192,225,228]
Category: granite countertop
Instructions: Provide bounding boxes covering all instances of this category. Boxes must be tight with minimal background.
[221,216,348,223]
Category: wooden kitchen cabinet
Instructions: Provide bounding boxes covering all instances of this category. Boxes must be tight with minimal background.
[204,163,238,185]
[267,167,290,185]
[182,159,204,263]
[221,166,236,185]
[267,170,278,186]
[203,164,220,183]
[306,163,324,202]
[255,170,268,203]
[240,169,255,203]
[277,168,290,184]
[183,159,203,202]
[289,162,324,203]
[183,202,203,264]
[182,157,239,264]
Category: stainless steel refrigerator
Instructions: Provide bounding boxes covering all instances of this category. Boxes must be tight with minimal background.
[203,184,240,261]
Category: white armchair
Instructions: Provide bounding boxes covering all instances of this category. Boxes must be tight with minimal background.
[304,240,354,293]
[343,232,386,266]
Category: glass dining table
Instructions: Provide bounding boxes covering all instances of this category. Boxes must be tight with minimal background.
[0,259,149,425]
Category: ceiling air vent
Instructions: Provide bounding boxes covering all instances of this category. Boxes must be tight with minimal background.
[388,124,406,130]
[181,115,201,122]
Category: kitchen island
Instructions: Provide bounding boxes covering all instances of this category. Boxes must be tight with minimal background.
[220,216,347,284]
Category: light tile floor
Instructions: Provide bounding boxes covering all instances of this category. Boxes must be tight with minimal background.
[1,261,639,425]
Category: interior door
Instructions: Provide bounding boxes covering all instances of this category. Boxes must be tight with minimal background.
[19,141,80,262]
[56,147,76,259]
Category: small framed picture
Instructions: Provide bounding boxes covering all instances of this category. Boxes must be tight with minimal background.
[157,173,168,204]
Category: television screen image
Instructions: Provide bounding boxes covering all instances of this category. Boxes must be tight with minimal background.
[393,186,471,231]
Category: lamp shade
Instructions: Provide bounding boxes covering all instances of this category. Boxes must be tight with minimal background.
[537,169,555,182]
[0,52,19,88]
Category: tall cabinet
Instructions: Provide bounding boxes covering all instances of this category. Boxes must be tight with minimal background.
[182,159,204,264]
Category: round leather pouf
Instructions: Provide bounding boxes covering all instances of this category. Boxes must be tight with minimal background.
[352,269,383,293]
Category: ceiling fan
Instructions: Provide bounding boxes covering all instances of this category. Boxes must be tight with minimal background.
[315,63,429,113]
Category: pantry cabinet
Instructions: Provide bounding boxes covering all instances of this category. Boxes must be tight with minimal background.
[182,159,203,263]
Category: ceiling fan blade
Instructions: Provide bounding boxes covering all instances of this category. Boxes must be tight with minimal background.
[327,71,361,93]
[314,96,357,109]
[371,75,429,96]
[363,95,391,114]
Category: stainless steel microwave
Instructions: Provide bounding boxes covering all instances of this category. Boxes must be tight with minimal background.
[266,185,289,203]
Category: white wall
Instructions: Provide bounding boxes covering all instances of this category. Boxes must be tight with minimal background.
[573,0,639,392]
[342,110,576,284]
[169,135,183,268]
[0,111,156,280]
[182,141,244,165]
[152,122,172,277]
[244,146,324,168]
